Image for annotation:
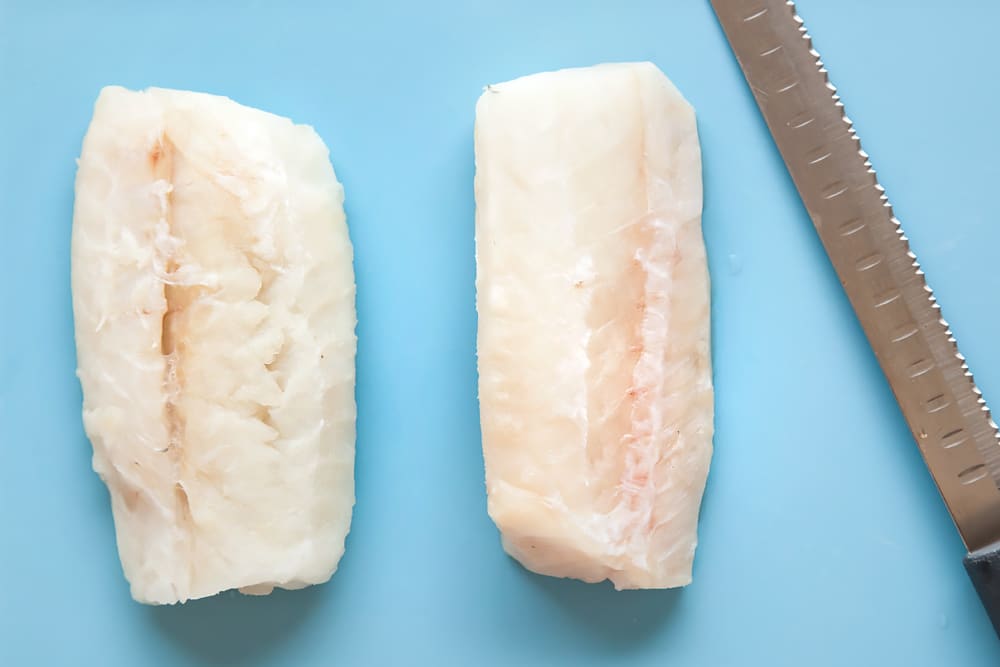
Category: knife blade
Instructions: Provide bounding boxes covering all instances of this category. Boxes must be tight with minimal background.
[710,0,1000,634]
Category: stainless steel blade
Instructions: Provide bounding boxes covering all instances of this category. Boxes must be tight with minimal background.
[710,0,1000,552]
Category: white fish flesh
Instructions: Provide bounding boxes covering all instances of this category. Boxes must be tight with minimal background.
[71,86,357,604]
[474,62,713,589]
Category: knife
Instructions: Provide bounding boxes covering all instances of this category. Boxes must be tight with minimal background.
[710,0,1000,635]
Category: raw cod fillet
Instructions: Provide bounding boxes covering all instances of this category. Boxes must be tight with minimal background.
[474,62,713,589]
[71,86,357,604]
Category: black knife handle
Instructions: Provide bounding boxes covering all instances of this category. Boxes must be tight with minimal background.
[964,543,1000,637]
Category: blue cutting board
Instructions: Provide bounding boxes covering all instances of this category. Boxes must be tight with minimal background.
[2,1,998,664]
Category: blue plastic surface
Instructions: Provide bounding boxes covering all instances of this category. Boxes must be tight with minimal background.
[2,0,999,664]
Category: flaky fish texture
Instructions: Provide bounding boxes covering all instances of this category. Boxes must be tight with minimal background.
[71,86,357,604]
[474,62,713,589]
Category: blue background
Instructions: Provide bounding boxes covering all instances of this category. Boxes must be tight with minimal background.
[2,0,998,664]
